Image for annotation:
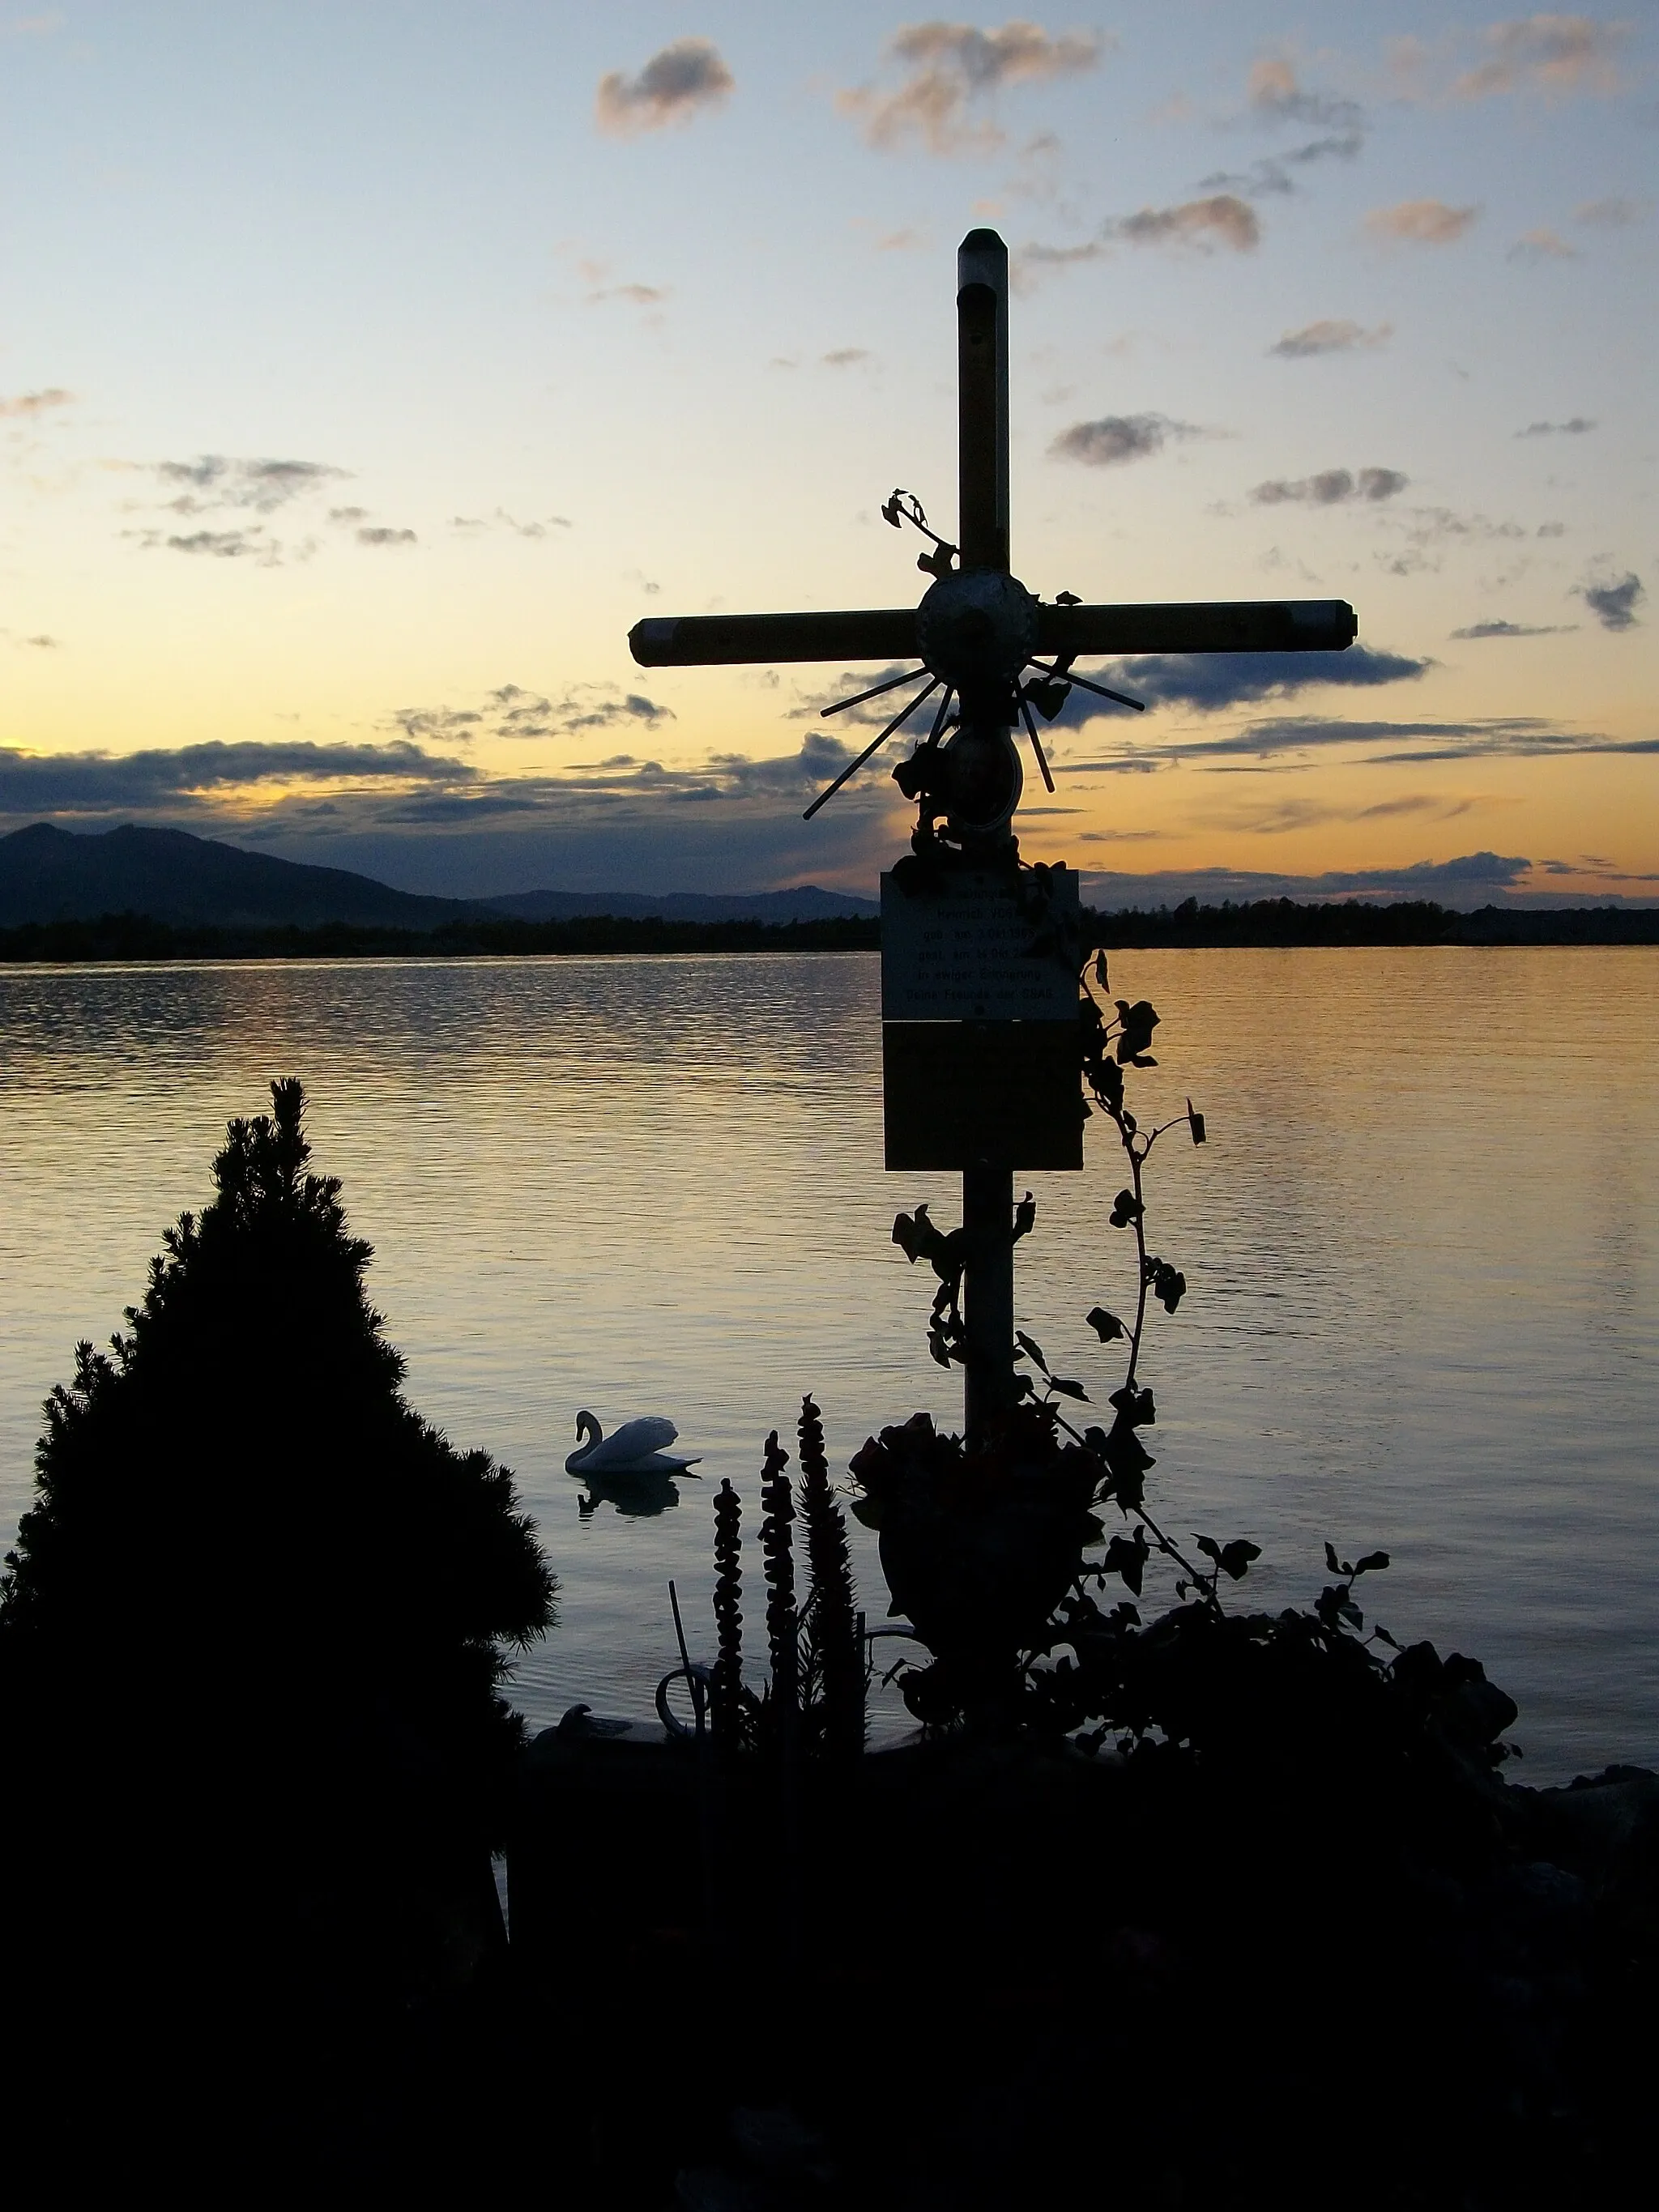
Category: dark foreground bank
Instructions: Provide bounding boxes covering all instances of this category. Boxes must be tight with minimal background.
[2,898,1656,963]
[11,1719,1653,2207]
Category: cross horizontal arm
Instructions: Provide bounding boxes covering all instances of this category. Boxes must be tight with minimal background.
[630,611,919,667]
[631,598,1356,671]
[1038,599,1356,655]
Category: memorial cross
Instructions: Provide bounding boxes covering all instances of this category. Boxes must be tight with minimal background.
[630,228,1357,1437]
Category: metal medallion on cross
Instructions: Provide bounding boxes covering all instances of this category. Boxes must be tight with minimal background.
[629,228,1358,1436]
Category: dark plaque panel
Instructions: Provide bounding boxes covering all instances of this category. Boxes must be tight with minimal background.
[883,1021,1082,1172]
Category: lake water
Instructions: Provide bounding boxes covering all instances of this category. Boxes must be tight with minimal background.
[2,948,1655,1781]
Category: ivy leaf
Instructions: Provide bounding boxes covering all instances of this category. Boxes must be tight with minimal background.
[1094,949,1110,993]
[1109,1189,1143,1230]
[1013,1191,1037,1243]
[1324,1541,1342,1577]
[1100,1418,1154,1503]
[1086,1306,1125,1343]
[1195,1535,1222,1565]
[1115,999,1160,1064]
[1048,1376,1089,1401]
[1355,1551,1391,1575]
[1015,1329,1049,1375]
[1218,1540,1261,1581]
[1187,1097,1206,1146]
[1108,1383,1156,1428]
[1103,1527,1148,1596]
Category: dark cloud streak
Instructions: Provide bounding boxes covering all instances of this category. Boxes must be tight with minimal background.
[595,39,733,134]
[1050,412,1199,466]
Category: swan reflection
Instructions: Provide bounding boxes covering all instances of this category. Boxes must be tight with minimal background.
[574,1468,684,1519]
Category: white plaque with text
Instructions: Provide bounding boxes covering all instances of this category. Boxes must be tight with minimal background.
[881,867,1081,1022]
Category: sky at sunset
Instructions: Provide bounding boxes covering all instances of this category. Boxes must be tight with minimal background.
[2,4,1654,903]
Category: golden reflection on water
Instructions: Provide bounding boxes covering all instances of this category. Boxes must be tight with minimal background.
[2,948,1656,1777]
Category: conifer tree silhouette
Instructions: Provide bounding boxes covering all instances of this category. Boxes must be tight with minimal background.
[0,1080,556,2160]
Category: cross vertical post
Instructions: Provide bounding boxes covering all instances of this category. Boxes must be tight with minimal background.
[957,228,1009,574]
[953,229,1018,1435]
[626,225,1358,1452]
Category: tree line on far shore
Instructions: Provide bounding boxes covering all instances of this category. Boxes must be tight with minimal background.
[1,898,1655,963]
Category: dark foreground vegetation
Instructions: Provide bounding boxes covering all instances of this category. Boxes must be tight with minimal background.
[3,1050,1657,2204]
[1,898,1656,963]
[0,1085,555,2184]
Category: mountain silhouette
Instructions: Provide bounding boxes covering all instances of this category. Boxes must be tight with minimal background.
[0,823,470,929]
[0,823,877,930]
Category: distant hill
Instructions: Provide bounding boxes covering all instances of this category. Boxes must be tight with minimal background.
[479,884,878,924]
[0,823,470,930]
[0,823,878,931]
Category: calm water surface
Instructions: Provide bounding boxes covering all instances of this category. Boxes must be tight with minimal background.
[2,948,1655,1779]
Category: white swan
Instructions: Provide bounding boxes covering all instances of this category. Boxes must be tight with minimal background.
[565,1411,701,1478]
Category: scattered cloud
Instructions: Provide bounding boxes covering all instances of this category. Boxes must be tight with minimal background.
[595,38,733,136]
[822,347,871,368]
[1269,319,1392,359]
[1368,505,1546,576]
[1057,644,1428,716]
[1577,570,1644,630]
[837,20,1107,156]
[1450,619,1576,637]
[356,526,416,548]
[1014,238,1109,280]
[1366,199,1480,245]
[1201,718,1656,765]
[1077,852,1539,911]
[1454,15,1629,101]
[1111,194,1259,252]
[147,527,280,564]
[1517,416,1596,436]
[1252,467,1408,505]
[1575,195,1642,227]
[0,387,74,418]
[1509,227,1579,261]
[450,509,573,539]
[1199,134,1363,200]
[152,455,348,514]
[874,226,927,251]
[20,633,59,648]
[1061,717,1657,779]
[1246,53,1366,132]
[1050,412,1200,466]
[587,282,667,306]
[790,665,919,725]
[0,739,469,815]
[391,684,673,747]
[1021,193,1260,281]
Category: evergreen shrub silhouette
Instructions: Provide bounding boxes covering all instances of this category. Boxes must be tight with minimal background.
[1,1080,554,2022]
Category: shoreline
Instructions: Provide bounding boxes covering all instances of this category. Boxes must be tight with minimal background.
[2,898,1657,964]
